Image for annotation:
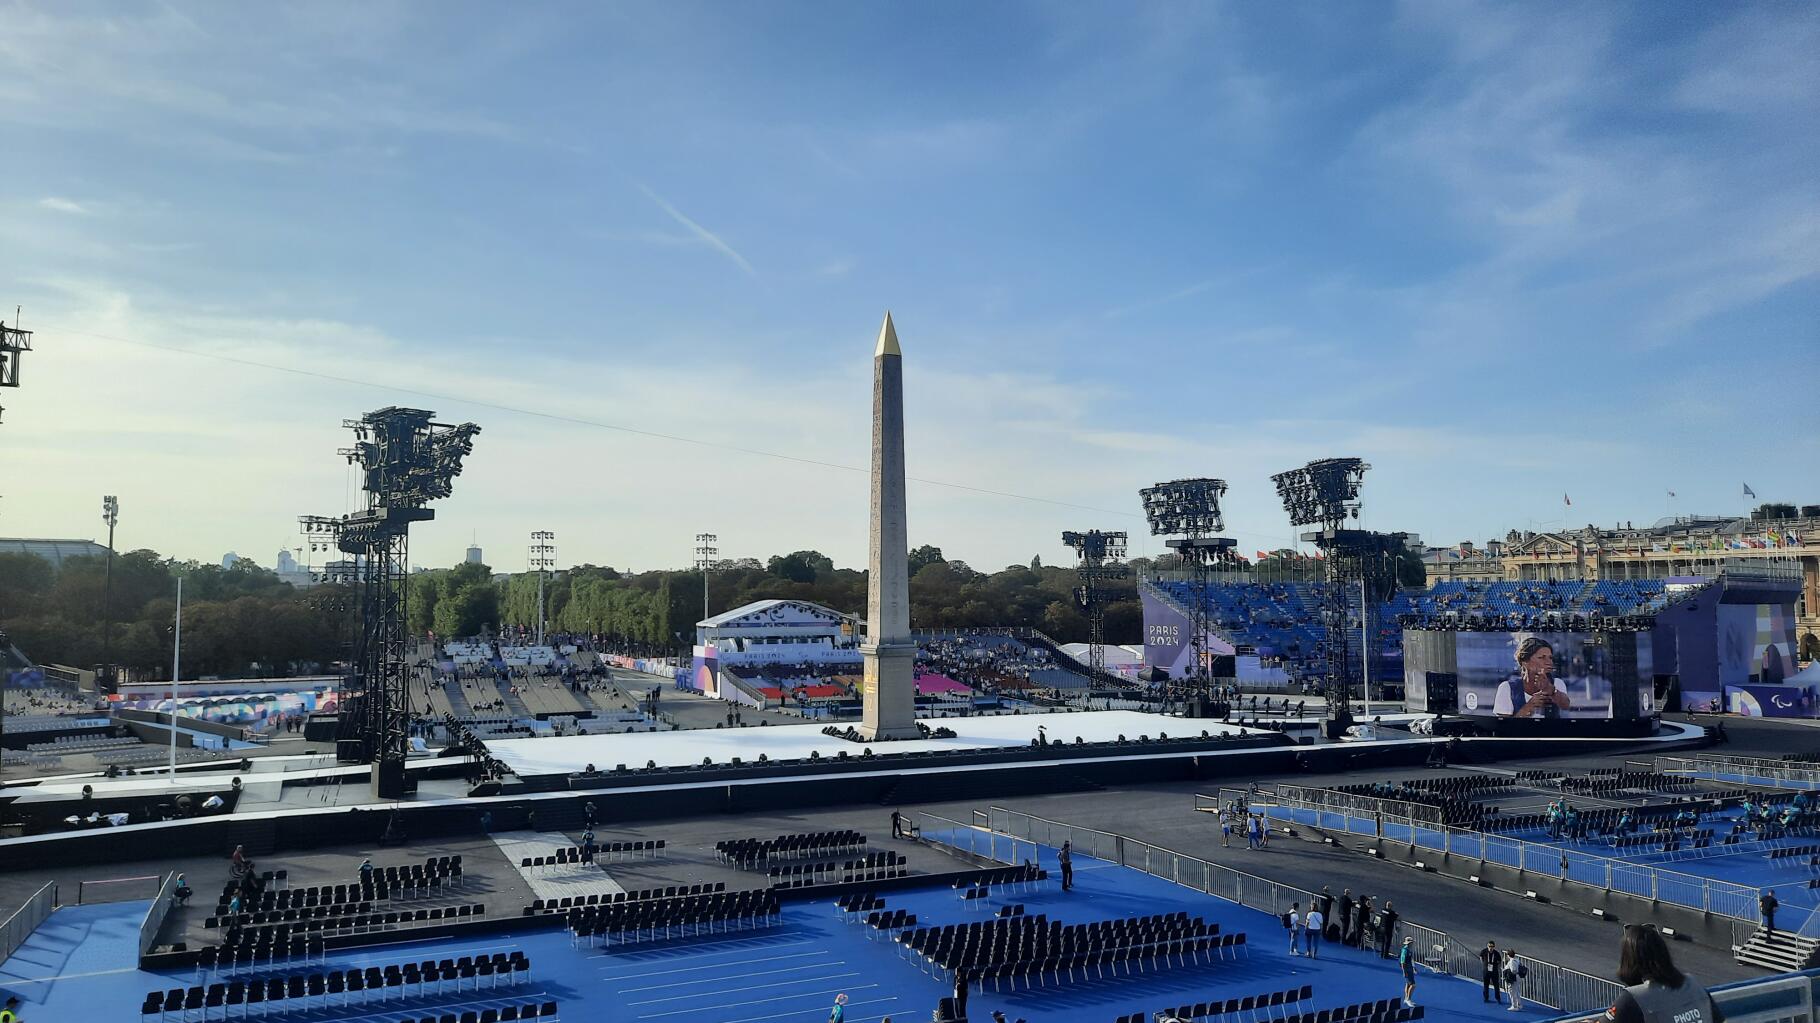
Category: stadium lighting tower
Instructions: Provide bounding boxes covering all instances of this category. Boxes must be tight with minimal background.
[1061,530,1128,687]
[1139,478,1237,705]
[101,496,119,691]
[695,533,718,625]
[1270,457,1408,737]
[0,309,32,426]
[529,531,556,646]
[300,407,481,800]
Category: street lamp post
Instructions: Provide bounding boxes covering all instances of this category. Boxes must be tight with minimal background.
[101,496,118,689]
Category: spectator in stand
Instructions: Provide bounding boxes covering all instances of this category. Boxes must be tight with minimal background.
[1059,841,1074,891]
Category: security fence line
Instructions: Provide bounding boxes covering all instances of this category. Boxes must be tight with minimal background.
[1246,786,1762,923]
[0,882,58,966]
[1656,754,1820,791]
[139,871,180,959]
[909,807,1624,1015]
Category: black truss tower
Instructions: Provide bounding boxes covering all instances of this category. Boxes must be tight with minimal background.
[302,407,479,799]
[1140,478,1238,702]
[1270,458,1406,737]
[1061,530,1128,683]
[0,313,32,425]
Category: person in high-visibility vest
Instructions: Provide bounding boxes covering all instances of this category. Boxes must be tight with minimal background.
[1,994,23,1022]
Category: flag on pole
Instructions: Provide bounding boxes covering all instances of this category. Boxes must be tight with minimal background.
[1743,482,1757,499]
[1257,551,1270,561]
[1563,493,1572,507]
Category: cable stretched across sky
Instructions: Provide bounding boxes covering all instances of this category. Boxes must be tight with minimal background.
[56,325,1149,521]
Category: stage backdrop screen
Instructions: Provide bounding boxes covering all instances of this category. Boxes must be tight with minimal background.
[1455,632,1651,720]
[1717,603,1797,685]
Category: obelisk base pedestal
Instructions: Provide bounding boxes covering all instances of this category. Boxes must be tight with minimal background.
[859,641,920,741]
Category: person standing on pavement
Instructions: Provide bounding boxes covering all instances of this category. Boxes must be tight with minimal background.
[1221,814,1232,848]
[1504,949,1528,1011]
[1480,940,1504,1004]
[1305,904,1325,959]
[1059,841,1074,892]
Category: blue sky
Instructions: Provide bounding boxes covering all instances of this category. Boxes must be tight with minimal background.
[2,1,1815,573]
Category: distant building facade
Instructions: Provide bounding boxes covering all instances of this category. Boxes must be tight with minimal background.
[1429,512,1818,656]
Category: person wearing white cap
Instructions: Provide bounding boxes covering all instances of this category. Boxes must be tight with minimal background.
[829,993,847,1023]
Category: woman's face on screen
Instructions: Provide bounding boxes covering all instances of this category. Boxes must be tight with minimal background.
[1523,646,1554,684]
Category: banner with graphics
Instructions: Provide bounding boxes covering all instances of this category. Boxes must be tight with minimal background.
[1140,588,1235,679]
[1726,683,1819,718]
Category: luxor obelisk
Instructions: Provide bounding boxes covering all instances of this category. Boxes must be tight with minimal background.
[860,312,920,740]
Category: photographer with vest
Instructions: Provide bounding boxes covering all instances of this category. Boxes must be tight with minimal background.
[1605,925,1723,1023]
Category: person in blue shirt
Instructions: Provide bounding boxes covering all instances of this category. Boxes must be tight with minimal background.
[1399,937,1418,1007]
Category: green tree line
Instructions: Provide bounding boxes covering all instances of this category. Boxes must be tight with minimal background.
[2,542,1422,678]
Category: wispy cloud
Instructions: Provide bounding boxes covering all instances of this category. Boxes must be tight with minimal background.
[634,183,756,277]
[38,197,90,215]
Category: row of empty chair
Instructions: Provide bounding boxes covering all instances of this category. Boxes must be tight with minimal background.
[767,850,907,880]
[716,829,865,866]
[899,910,1231,985]
[566,889,781,946]
[144,952,535,1021]
[1143,982,1312,1023]
[518,839,663,872]
[217,904,489,953]
[524,882,726,915]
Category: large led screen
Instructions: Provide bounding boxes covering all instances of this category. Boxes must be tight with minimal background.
[1456,631,1651,719]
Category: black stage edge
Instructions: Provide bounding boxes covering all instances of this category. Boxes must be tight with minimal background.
[0,727,1705,873]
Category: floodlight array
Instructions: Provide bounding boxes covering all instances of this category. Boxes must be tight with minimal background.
[1271,457,1369,530]
[1140,478,1227,537]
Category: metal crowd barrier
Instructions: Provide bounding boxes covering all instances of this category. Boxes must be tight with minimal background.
[1257,787,1762,923]
[0,882,59,965]
[139,871,180,960]
[919,804,1624,1014]
[1657,754,1820,791]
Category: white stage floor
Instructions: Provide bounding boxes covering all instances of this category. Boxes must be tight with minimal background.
[484,710,1251,777]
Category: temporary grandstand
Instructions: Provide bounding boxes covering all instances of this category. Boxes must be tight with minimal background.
[1144,577,1687,688]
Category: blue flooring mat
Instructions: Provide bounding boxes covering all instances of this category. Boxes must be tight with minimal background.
[0,853,1567,1023]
